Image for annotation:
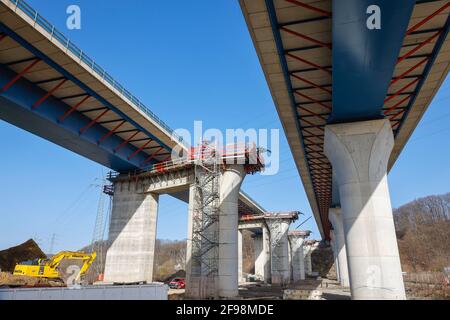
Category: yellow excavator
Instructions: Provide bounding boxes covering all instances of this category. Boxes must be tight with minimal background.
[13,251,97,283]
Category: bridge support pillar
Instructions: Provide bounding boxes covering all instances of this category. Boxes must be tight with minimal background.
[238,230,244,283]
[330,230,340,282]
[288,232,307,282]
[324,119,405,300]
[104,183,159,284]
[266,218,291,285]
[329,207,350,287]
[253,227,271,283]
[303,242,313,277]
[185,165,245,298]
[218,165,246,297]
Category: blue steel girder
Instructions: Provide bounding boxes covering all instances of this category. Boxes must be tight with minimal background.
[264,0,450,239]
[331,0,416,123]
[0,21,173,173]
[0,63,156,172]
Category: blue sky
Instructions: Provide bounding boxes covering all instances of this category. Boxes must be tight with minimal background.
[0,0,449,252]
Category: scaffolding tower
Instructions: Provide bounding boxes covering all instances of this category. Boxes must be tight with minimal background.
[190,142,221,296]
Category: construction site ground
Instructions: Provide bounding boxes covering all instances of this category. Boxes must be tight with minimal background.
[167,278,351,300]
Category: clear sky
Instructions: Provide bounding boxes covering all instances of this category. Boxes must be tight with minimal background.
[0,0,449,253]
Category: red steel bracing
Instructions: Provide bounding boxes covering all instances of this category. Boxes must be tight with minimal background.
[291,73,332,94]
[392,121,401,129]
[141,146,164,166]
[285,0,332,17]
[114,131,139,153]
[302,127,323,137]
[1,58,40,92]
[303,137,321,146]
[295,91,331,110]
[32,79,67,109]
[58,95,91,122]
[98,120,126,144]
[300,116,323,128]
[280,26,332,49]
[384,77,420,104]
[397,30,442,64]
[391,57,429,86]
[128,139,153,160]
[384,2,449,133]
[406,2,450,36]
[384,94,412,115]
[287,53,332,75]
[388,109,406,121]
[79,109,109,134]
[298,106,328,121]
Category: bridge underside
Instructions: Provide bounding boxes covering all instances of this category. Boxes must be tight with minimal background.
[241,0,449,299]
[241,0,450,238]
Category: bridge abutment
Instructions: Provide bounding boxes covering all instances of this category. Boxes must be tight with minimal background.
[324,119,406,300]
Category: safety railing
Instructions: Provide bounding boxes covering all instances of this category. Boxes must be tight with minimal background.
[8,0,182,142]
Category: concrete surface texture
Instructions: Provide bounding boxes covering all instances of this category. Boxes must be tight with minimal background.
[328,208,350,287]
[324,119,406,300]
[218,165,246,297]
[266,219,291,285]
[103,183,159,283]
[303,244,313,277]
[329,230,340,282]
[238,230,244,283]
[252,227,271,283]
[288,233,306,282]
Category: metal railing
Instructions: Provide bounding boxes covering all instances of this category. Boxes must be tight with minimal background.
[8,0,181,142]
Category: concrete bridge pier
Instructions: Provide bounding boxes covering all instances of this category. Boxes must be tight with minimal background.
[288,230,310,282]
[329,230,340,282]
[329,207,350,287]
[324,119,406,300]
[185,164,246,298]
[218,164,246,297]
[303,242,315,277]
[103,182,159,284]
[238,230,244,283]
[252,227,271,283]
[265,216,292,285]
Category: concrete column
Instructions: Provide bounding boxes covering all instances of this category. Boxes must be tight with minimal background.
[253,234,264,281]
[262,226,271,283]
[324,119,405,300]
[253,229,271,283]
[238,230,244,283]
[288,233,306,282]
[218,164,245,297]
[266,218,291,285]
[288,240,292,281]
[304,244,312,277]
[104,182,159,283]
[329,230,340,282]
[329,208,350,287]
[185,183,199,298]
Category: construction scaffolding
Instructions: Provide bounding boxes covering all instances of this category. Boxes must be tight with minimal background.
[190,143,221,297]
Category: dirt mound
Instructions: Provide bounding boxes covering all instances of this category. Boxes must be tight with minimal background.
[0,272,64,288]
[0,239,46,273]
